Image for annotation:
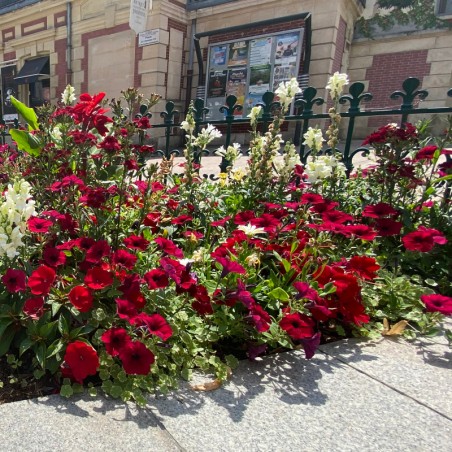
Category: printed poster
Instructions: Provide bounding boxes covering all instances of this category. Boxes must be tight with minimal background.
[249,64,271,94]
[207,70,227,98]
[272,64,297,90]
[250,37,273,66]
[226,67,247,115]
[274,32,299,65]
[245,93,263,115]
[205,97,226,121]
[210,45,227,67]
[228,41,249,67]
[1,65,18,121]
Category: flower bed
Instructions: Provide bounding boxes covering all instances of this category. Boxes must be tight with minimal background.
[0,76,451,405]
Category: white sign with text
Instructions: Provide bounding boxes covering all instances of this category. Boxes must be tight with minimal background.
[129,0,151,34]
[138,29,160,46]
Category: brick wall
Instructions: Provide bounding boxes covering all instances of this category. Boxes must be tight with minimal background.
[365,50,431,127]
[332,17,346,73]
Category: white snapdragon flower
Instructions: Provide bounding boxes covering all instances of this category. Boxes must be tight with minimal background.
[194,124,222,150]
[326,72,349,100]
[303,127,325,151]
[216,142,242,164]
[237,223,266,237]
[61,84,76,105]
[51,126,63,142]
[275,77,301,111]
[180,116,196,134]
[247,105,262,127]
[0,179,35,258]
[304,155,346,183]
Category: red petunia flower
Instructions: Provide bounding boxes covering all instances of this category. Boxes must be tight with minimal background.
[28,265,56,295]
[27,217,53,233]
[210,216,232,227]
[64,341,100,383]
[402,226,447,252]
[154,237,184,258]
[345,256,380,281]
[215,257,246,278]
[2,269,27,293]
[23,296,45,319]
[344,224,378,241]
[171,214,193,225]
[116,298,139,321]
[123,235,150,251]
[84,267,114,289]
[362,203,399,219]
[144,269,169,290]
[280,312,315,341]
[119,340,155,375]
[131,313,173,341]
[420,294,452,316]
[68,285,94,312]
[413,145,437,162]
[101,327,132,356]
[321,209,354,224]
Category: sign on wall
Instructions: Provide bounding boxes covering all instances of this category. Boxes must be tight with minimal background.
[138,28,160,46]
[205,28,304,119]
[129,0,151,34]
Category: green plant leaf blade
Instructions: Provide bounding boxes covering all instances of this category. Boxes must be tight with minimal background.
[10,95,39,130]
[9,129,42,156]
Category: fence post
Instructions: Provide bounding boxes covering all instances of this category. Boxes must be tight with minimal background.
[390,77,428,126]
[160,101,178,160]
[219,95,242,172]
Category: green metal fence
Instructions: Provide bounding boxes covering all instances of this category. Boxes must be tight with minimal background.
[2,77,452,179]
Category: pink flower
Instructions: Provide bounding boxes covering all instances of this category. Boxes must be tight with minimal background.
[421,294,452,316]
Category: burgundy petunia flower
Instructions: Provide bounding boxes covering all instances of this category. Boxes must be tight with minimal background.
[64,341,100,383]
[210,216,232,227]
[413,145,438,162]
[293,282,320,301]
[116,298,139,320]
[27,265,56,295]
[101,327,132,356]
[85,240,111,263]
[119,340,155,375]
[27,217,53,233]
[84,267,114,289]
[215,256,246,278]
[123,235,150,251]
[144,268,169,290]
[402,226,447,252]
[171,214,193,225]
[131,313,173,341]
[2,269,27,293]
[362,203,399,219]
[111,249,137,270]
[248,304,271,332]
[321,209,354,224]
[280,313,315,341]
[375,218,403,237]
[301,332,321,360]
[23,296,45,319]
[154,237,184,258]
[68,285,94,312]
[42,246,67,267]
[420,294,452,316]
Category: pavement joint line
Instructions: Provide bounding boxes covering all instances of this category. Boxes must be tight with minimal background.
[318,348,452,423]
[147,411,187,451]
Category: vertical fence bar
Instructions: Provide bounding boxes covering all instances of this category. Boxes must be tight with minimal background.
[219,95,242,172]
[160,101,177,160]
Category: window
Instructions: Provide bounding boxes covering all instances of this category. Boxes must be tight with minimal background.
[205,28,304,119]
[436,0,452,17]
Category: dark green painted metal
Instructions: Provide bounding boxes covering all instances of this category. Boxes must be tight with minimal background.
[219,95,242,172]
[159,101,178,160]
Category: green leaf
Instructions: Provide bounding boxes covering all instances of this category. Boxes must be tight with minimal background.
[0,325,16,357]
[46,339,65,358]
[58,314,69,335]
[0,319,13,338]
[225,354,239,369]
[9,129,42,156]
[60,384,73,398]
[10,96,39,130]
[19,337,34,357]
[34,342,47,369]
[268,287,290,302]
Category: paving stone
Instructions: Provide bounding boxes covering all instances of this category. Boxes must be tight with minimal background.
[0,394,182,452]
[319,325,452,420]
[149,349,452,452]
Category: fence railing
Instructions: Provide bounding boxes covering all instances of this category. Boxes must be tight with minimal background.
[2,77,452,179]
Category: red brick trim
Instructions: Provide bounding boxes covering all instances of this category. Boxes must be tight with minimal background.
[332,17,346,73]
[21,17,47,36]
[80,23,138,93]
[3,51,17,62]
[2,27,15,43]
[54,38,67,96]
[168,18,188,99]
[54,11,67,28]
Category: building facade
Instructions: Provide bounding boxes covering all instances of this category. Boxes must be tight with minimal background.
[0,0,450,137]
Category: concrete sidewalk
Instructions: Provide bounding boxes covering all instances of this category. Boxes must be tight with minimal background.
[0,329,450,452]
